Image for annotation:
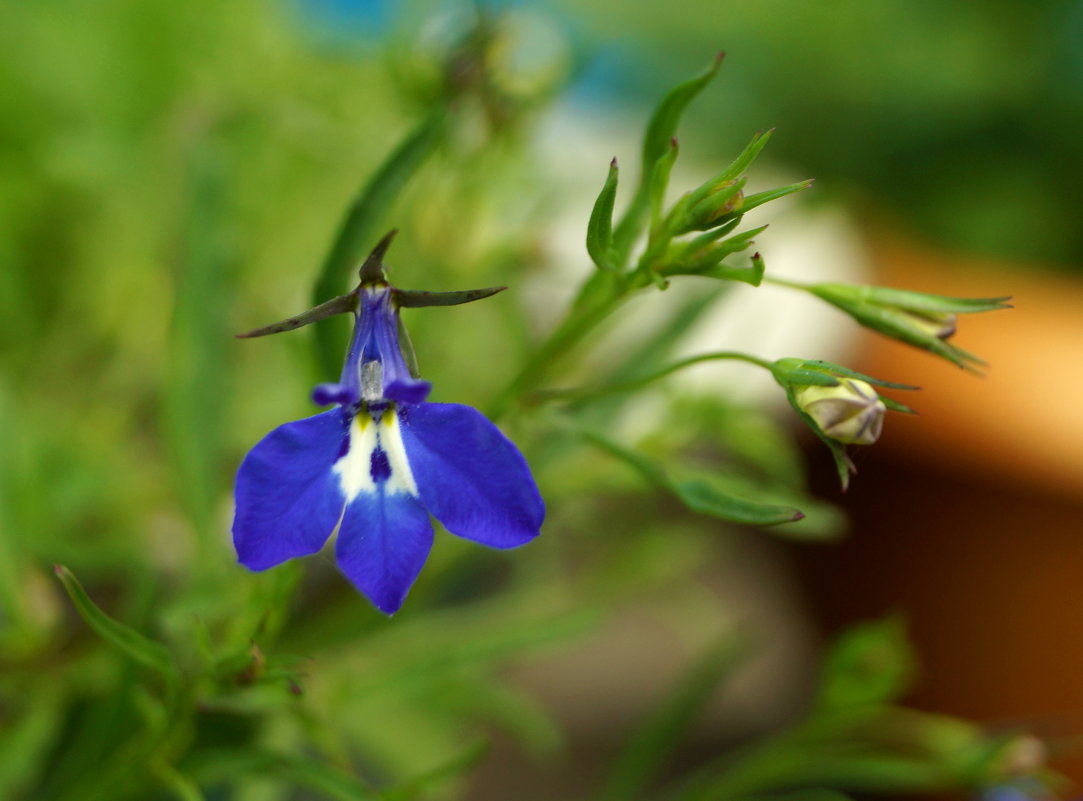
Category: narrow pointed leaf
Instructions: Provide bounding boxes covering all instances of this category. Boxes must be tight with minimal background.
[165,142,233,551]
[54,566,180,681]
[577,429,805,525]
[613,54,724,260]
[587,158,620,270]
[641,53,724,174]
[236,292,357,338]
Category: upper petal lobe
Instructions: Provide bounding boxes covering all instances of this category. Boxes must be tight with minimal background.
[399,403,544,548]
[233,409,349,570]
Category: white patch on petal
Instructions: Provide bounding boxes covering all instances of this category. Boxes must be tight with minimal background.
[332,410,418,502]
[379,409,418,497]
[333,416,378,502]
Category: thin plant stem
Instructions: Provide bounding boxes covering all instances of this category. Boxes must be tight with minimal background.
[528,350,775,405]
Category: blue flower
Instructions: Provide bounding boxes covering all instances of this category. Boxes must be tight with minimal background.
[233,279,544,614]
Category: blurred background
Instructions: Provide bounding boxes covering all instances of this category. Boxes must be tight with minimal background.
[2,0,1081,798]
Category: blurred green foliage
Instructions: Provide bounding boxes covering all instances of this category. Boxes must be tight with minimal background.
[558,0,1083,266]
[0,1,1063,799]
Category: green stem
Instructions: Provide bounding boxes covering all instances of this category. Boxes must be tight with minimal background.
[762,275,811,291]
[528,351,775,405]
[487,272,628,420]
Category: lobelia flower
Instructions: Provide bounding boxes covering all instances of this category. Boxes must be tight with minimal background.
[232,232,545,614]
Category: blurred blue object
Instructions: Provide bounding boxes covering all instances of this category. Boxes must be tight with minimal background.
[296,0,392,40]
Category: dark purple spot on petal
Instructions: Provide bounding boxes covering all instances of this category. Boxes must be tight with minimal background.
[370,447,391,483]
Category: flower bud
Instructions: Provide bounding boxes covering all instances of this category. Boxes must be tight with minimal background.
[794,378,886,445]
[899,309,957,339]
[800,282,1008,371]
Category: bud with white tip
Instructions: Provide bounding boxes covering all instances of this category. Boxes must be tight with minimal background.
[794,378,886,445]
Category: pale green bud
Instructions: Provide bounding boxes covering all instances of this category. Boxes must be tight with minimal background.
[794,378,886,446]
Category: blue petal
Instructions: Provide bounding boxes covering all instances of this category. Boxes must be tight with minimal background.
[385,378,432,404]
[399,403,545,548]
[336,488,433,614]
[233,410,349,570]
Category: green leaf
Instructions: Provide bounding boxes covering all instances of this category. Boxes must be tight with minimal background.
[189,750,379,801]
[671,478,805,525]
[164,141,233,553]
[649,138,680,232]
[0,691,63,798]
[587,158,620,270]
[385,739,490,801]
[613,54,724,261]
[817,617,915,711]
[311,110,447,376]
[641,53,724,176]
[577,429,805,526]
[599,636,745,801]
[151,758,206,801]
[54,566,180,683]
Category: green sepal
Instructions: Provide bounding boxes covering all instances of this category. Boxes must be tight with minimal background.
[586,158,620,270]
[394,286,506,308]
[396,317,421,378]
[54,566,181,683]
[782,386,855,490]
[685,177,745,230]
[777,358,919,391]
[803,283,1008,371]
[357,228,398,284]
[814,294,988,371]
[880,395,917,415]
[693,179,813,231]
[815,283,1012,314]
[664,228,767,286]
[690,251,766,287]
[672,129,774,227]
[578,428,806,526]
[236,291,357,339]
